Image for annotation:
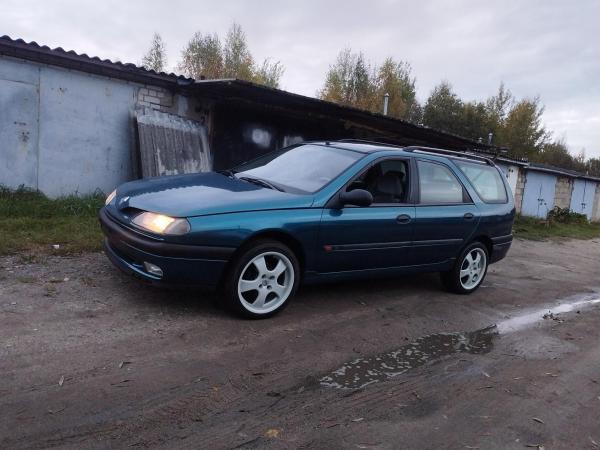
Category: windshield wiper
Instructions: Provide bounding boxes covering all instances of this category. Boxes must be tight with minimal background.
[239,176,284,192]
[218,169,237,179]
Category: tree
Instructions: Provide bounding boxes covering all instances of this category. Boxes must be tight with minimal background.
[223,23,254,80]
[319,48,374,110]
[586,157,600,177]
[422,82,464,135]
[536,140,584,171]
[141,33,167,73]
[178,32,223,79]
[253,59,285,88]
[499,97,549,159]
[373,58,420,121]
[319,50,420,122]
[177,23,284,88]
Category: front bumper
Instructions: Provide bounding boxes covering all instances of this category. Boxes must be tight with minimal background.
[99,207,234,287]
[490,234,513,264]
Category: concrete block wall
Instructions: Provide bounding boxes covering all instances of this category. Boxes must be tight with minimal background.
[592,184,600,223]
[513,169,526,214]
[553,176,573,210]
[137,86,173,111]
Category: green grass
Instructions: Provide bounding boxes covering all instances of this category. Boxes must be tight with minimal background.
[0,186,105,255]
[513,215,600,240]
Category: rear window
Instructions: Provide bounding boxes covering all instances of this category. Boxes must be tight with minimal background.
[455,160,508,203]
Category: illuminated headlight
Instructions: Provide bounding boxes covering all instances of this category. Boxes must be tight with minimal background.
[105,189,117,205]
[132,212,190,235]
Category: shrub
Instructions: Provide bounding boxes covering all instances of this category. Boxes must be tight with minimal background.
[547,206,588,224]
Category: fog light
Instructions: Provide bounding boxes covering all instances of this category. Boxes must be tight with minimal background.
[143,262,163,277]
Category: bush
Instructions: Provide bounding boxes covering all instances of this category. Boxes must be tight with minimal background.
[547,206,588,224]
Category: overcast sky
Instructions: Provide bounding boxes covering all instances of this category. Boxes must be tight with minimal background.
[3,0,599,157]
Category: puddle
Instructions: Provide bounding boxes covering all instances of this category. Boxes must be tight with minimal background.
[320,325,497,389]
[322,291,600,390]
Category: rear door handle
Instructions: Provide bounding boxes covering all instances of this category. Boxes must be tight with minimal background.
[463,213,474,220]
[396,214,411,224]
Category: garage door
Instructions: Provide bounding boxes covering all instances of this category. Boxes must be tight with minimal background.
[522,171,557,218]
[570,179,596,220]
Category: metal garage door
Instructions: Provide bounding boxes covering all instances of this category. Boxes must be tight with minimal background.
[570,179,596,220]
[522,171,557,218]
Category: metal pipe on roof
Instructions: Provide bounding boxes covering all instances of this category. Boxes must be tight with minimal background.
[383,93,389,116]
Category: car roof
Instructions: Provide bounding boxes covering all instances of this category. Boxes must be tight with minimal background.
[308,140,496,166]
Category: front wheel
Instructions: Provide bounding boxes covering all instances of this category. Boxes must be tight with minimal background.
[222,240,300,318]
[441,242,488,294]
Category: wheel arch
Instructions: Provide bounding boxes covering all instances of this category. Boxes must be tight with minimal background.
[469,235,493,258]
[218,229,307,287]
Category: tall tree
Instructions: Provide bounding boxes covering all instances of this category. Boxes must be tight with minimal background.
[222,23,254,80]
[536,139,584,171]
[422,82,464,135]
[178,32,223,79]
[319,50,420,122]
[319,49,374,109]
[141,33,167,73]
[373,58,420,121]
[499,97,549,159]
[177,23,283,87]
[253,58,285,88]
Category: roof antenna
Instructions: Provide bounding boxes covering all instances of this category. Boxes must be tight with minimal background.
[383,93,389,116]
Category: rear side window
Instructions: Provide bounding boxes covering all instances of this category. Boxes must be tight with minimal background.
[454,161,508,203]
[417,160,466,204]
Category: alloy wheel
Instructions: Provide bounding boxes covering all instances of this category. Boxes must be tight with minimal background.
[459,248,487,290]
[237,251,294,315]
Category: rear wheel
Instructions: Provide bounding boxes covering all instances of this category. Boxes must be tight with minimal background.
[441,241,488,294]
[222,240,300,318]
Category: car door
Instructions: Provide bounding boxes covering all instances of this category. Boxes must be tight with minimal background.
[412,159,480,265]
[317,157,416,273]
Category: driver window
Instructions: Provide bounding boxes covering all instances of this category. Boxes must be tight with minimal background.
[347,159,409,204]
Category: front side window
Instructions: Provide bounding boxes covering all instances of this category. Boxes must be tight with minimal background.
[347,159,409,204]
[417,160,466,204]
[454,160,508,203]
[234,144,363,193]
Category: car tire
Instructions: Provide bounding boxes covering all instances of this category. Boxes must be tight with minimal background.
[441,241,489,295]
[222,240,300,319]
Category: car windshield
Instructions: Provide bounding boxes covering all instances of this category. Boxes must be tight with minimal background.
[233,144,364,193]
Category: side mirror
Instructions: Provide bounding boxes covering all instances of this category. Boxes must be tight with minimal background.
[338,189,373,207]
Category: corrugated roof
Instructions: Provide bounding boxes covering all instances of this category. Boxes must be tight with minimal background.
[0,34,194,88]
[527,162,600,182]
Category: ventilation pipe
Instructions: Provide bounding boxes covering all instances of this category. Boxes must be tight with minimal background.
[383,93,389,116]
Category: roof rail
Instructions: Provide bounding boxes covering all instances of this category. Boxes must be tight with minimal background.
[337,138,404,148]
[403,146,495,166]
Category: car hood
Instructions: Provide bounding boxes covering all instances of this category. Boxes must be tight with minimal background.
[114,172,314,217]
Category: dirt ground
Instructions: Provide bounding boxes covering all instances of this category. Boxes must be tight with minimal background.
[1,238,600,450]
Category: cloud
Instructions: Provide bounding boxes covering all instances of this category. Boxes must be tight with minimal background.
[2,0,599,157]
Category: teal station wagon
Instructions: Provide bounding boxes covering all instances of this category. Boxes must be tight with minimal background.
[100,141,515,318]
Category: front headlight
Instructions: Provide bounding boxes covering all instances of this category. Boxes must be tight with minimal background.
[132,212,190,235]
[105,189,117,205]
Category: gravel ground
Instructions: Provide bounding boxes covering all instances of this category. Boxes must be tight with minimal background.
[1,238,600,449]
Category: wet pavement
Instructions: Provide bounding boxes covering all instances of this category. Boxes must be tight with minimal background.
[1,238,600,449]
[321,326,497,389]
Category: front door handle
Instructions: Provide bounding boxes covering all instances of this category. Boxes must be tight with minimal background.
[396,214,412,224]
[464,212,475,220]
